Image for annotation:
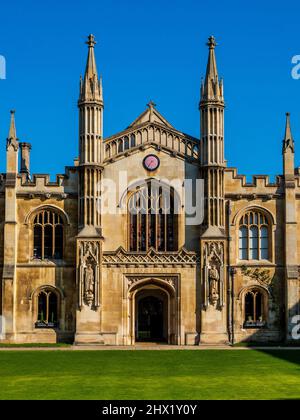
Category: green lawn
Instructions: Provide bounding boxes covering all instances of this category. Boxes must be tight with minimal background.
[0,350,300,400]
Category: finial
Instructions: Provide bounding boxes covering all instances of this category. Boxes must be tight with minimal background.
[207,35,217,49]
[86,34,96,48]
[147,100,157,109]
[10,109,15,115]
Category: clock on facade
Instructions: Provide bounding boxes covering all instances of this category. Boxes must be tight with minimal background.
[143,154,160,171]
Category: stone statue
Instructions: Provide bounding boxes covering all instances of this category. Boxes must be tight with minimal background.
[203,241,224,309]
[78,241,101,309]
[85,264,94,294]
[84,263,95,306]
[209,265,220,304]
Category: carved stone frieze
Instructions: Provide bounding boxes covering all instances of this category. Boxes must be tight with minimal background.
[126,276,178,290]
[241,265,273,287]
[103,247,199,266]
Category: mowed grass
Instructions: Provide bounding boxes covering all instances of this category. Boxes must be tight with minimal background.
[0,350,300,400]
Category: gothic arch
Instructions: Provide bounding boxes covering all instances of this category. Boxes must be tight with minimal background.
[118,177,181,210]
[237,284,270,301]
[24,205,70,226]
[232,204,276,227]
[29,284,65,302]
[234,205,275,262]
[125,277,179,345]
[30,285,65,330]
[238,285,269,328]
[125,180,180,252]
[128,277,176,296]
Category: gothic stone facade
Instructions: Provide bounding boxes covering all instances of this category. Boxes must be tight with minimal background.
[0,35,299,345]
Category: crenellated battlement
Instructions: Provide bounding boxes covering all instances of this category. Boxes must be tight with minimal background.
[0,167,78,197]
[17,166,77,188]
[225,167,284,198]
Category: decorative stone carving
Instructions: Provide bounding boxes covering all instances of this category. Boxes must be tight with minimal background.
[203,242,224,309]
[103,247,199,266]
[127,276,177,290]
[241,266,273,287]
[6,138,19,152]
[166,278,176,288]
[127,278,141,287]
[78,241,100,309]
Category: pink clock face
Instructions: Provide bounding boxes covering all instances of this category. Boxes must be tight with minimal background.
[143,155,160,171]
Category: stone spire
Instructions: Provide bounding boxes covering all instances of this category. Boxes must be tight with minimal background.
[78,34,104,230]
[79,34,103,103]
[283,112,295,154]
[283,113,295,176]
[6,110,18,151]
[8,110,17,139]
[282,112,298,341]
[200,36,225,233]
[201,36,224,103]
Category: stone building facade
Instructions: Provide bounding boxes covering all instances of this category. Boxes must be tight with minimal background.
[0,35,299,345]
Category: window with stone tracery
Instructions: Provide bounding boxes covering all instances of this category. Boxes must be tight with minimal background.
[33,210,64,259]
[238,210,270,261]
[36,288,59,328]
[128,182,178,252]
[244,288,266,328]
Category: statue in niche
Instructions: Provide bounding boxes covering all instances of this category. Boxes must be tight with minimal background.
[78,241,100,309]
[84,262,95,306]
[203,242,224,309]
[208,265,220,304]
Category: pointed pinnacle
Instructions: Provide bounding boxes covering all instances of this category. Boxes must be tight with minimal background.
[284,113,293,141]
[283,112,295,154]
[8,110,17,140]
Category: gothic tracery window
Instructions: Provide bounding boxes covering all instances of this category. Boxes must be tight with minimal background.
[244,288,266,328]
[129,182,178,252]
[238,210,270,260]
[36,289,59,328]
[33,210,64,259]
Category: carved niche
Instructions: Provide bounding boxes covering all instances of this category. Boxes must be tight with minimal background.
[203,242,224,310]
[78,241,101,310]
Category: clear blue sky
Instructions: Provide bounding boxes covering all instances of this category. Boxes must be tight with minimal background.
[0,0,299,179]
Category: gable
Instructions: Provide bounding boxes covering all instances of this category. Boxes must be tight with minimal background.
[128,105,174,129]
[103,104,200,165]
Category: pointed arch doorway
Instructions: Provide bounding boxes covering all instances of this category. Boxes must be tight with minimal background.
[127,278,179,345]
[136,290,167,342]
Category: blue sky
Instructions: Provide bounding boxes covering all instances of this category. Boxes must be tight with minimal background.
[0,0,299,179]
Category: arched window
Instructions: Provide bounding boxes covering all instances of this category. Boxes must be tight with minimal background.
[124,136,129,150]
[118,140,123,153]
[238,210,270,260]
[130,134,136,148]
[244,288,266,328]
[128,182,179,252]
[33,210,64,259]
[36,289,59,328]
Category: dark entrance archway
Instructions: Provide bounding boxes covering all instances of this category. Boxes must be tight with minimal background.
[135,290,167,343]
